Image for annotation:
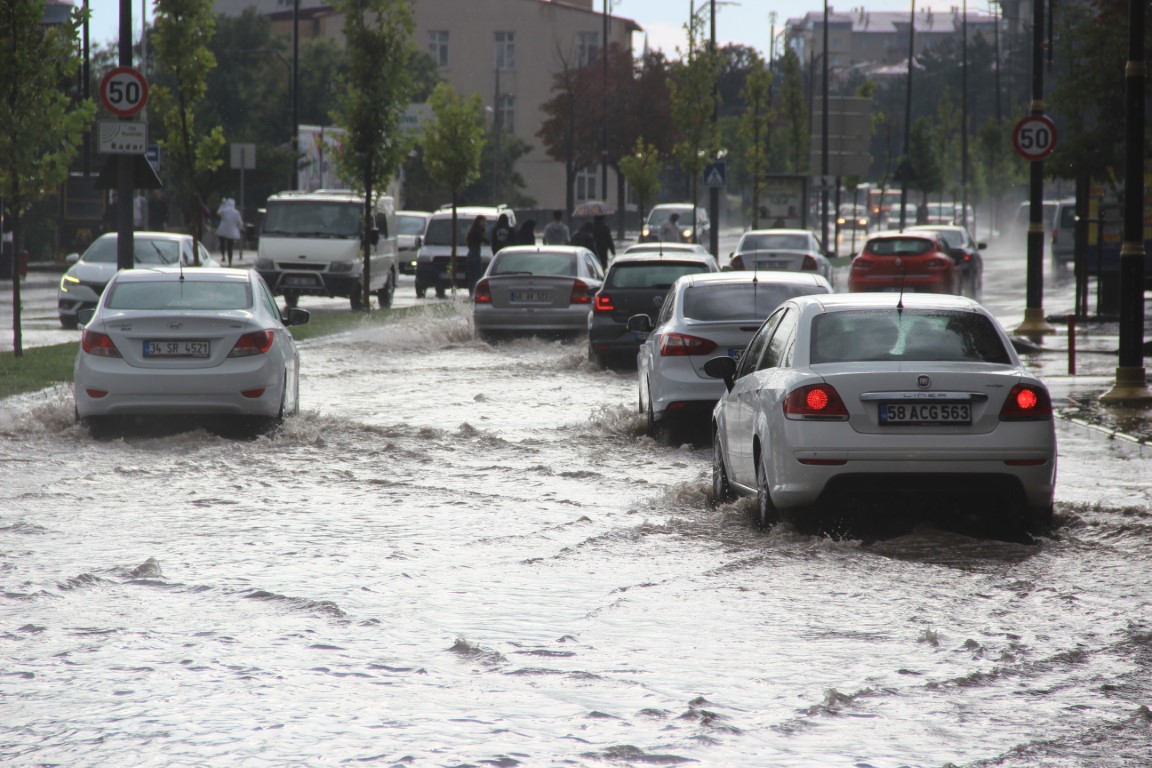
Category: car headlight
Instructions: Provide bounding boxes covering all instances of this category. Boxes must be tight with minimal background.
[329,260,356,273]
[59,274,80,292]
[641,227,651,237]
[255,258,273,270]
[682,228,692,239]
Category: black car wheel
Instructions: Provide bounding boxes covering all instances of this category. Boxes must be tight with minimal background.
[755,453,780,530]
[711,436,735,507]
[60,314,78,330]
[377,270,395,308]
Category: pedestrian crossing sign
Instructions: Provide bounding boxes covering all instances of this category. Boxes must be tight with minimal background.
[703,161,727,189]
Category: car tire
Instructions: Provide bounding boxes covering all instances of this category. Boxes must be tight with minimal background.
[350,288,364,311]
[377,271,395,308]
[588,345,604,368]
[435,286,446,299]
[711,436,735,507]
[755,452,780,530]
[415,284,426,298]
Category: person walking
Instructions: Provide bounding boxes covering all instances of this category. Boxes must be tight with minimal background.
[465,215,489,295]
[657,212,682,243]
[516,219,537,246]
[571,221,596,252]
[491,213,514,254]
[215,198,244,267]
[542,210,570,245]
[591,214,615,269]
[147,190,168,231]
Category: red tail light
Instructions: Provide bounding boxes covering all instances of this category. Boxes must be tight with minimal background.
[594,292,615,313]
[473,279,491,304]
[801,255,818,271]
[658,332,717,357]
[228,330,275,357]
[999,383,1053,421]
[81,330,121,358]
[783,384,849,420]
[731,255,745,270]
[925,256,952,271]
[569,280,592,305]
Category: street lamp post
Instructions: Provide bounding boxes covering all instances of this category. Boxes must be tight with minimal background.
[291,0,299,190]
[897,0,915,232]
[709,0,719,258]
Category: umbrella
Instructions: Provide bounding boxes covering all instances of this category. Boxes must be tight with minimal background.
[572,200,615,217]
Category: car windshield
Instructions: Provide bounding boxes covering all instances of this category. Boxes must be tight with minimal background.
[810,309,1012,364]
[916,229,964,248]
[423,216,495,246]
[682,282,825,321]
[490,250,576,276]
[606,262,710,289]
[397,215,428,236]
[647,208,695,227]
[739,233,812,251]
[867,237,935,255]
[104,280,253,311]
[82,238,182,265]
[262,200,361,237]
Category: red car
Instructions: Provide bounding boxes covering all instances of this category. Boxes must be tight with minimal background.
[848,231,960,295]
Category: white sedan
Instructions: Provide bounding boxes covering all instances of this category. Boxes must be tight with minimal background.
[73,267,308,435]
[629,271,833,439]
[727,228,833,282]
[705,293,1056,536]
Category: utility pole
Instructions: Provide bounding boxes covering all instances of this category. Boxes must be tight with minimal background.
[291,0,299,190]
[820,0,830,250]
[1100,0,1151,404]
[601,0,609,202]
[961,0,968,231]
[709,0,719,258]
[493,68,502,202]
[115,0,134,271]
[897,0,915,231]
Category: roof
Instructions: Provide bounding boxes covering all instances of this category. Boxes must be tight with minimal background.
[678,271,832,289]
[796,292,983,312]
[609,251,716,266]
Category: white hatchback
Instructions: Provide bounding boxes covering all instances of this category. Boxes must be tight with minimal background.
[630,271,833,438]
[73,267,308,434]
[706,293,1056,536]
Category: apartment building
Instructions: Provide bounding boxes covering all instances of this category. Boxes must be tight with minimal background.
[213,0,642,210]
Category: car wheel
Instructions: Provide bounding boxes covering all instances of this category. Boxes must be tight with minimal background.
[60,314,78,330]
[435,286,446,299]
[1023,503,1054,536]
[415,283,426,298]
[82,415,118,440]
[377,271,395,308]
[349,288,364,311]
[588,345,604,368]
[755,453,780,530]
[711,436,735,507]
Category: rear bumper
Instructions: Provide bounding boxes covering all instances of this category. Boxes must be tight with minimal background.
[474,305,591,334]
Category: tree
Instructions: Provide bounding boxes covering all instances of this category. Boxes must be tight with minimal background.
[151,0,226,260]
[669,13,720,233]
[0,0,95,356]
[908,117,943,205]
[330,0,415,311]
[421,83,486,297]
[738,53,772,228]
[775,48,807,175]
[618,138,662,227]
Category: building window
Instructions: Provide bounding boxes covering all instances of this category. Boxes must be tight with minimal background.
[497,94,515,134]
[576,31,600,66]
[428,30,449,67]
[576,167,598,201]
[494,31,516,70]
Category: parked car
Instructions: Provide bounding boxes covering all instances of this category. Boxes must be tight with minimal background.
[639,203,710,244]
[58,232,221,329]
[472,245,604,341]
[73,267,309,435]
[728,229,833,282]
[415,205,515,298]
[907,224,986,299]
[848,231,960,295]
[622,242,713,258]
[1049,197,1077,268]
[587,250,719,367]
[629,271,833,438]
[705,292,1056,536]
[396,210,431,274]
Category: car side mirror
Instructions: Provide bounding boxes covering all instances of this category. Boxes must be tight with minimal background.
[366,227,380,246]
[76,308,95,326]
[626,314,652,333]
[703,356,737,392]
[285,307,310,327]
[415,236,422,249]
[977,241,987,250]
[66,252,80,265]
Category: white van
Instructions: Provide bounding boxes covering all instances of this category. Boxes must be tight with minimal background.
[414,204,515,298]
[255,189,398,310]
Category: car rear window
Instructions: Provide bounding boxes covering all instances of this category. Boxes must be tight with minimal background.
[104,280,253,310]
[866,237,935,256]
[83,238,182,265]
[490,250,576,276]
[606,262,709,289]
[739,233,811,251]
[810,310,1011,364]
[682,283,828,321]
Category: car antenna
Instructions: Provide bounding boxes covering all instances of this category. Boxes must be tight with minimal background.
[178,250,186,281]
[896,267,906,314]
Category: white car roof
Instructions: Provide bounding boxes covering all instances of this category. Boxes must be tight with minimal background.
[110,266,253,283]
[791,292,984,313]
[675,270,832,291]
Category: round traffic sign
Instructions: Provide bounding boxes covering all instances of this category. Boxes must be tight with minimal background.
[100,67,149,118]
[1013,115,1058,161]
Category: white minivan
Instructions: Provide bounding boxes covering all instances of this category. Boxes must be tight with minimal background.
[255,189,398,310]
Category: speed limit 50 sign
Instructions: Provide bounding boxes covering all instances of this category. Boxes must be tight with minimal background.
[1013,115,1058,161]
[100,66,149,118]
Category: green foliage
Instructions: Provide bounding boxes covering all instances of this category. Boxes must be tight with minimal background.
[669,13,720,203]
[470,132,536,208]
[0,343,77,399]
[908,117,943,197]
[775,48,807,174]
[738,54,772,226]
[422,83,487,197]
[618,138,663,222]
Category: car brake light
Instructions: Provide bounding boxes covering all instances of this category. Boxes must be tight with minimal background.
[594,293,615,312]
[81,329,122,358]
[731,255,744,270]
[658,332,717,357]
[801,255,818,271]
[473,279,491,304]
[999,384,1053,421]
[783,384,849,420]
[925,256,952,271]
[228,330,275,357]
[570,280,592,305]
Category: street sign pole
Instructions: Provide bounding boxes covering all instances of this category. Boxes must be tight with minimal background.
[116,0,134,271]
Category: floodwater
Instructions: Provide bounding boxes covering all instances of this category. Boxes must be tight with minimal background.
[3,300,1152,768]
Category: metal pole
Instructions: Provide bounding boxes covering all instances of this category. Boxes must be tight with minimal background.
[821,0,830,250]
[115,0,134,271]
[961,0,968,230]
[1100,0,1151,403]
[600,0,608,202]
[898,0,915,232]
[291,0,299,190]
[709,0,719,258]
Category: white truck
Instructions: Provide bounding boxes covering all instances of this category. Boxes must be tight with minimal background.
[255,189,398,310]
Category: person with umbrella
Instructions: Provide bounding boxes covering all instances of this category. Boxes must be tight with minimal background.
[591,214,615,270]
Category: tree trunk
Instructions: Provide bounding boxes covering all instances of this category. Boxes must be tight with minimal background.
[449,191,459,297]
[363,161,373,312]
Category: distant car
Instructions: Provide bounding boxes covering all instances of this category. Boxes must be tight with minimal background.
[836,204,870,231]
[705,293,1056,536]
[415,205,515,298]
[1049,198,1077,268]
[58,232,221,329]
[73,267,309,435]
[396,210,431,274]
[848,231,959,295]
[587,250,719,367]
[472,245,605,341]
[629,271,833,438]
[908,224,986,299]
[639,203,710,244]
[622,242,713,258]
[728,229,833,282]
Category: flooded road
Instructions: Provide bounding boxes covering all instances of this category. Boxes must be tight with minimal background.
[3,243,1152,767]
